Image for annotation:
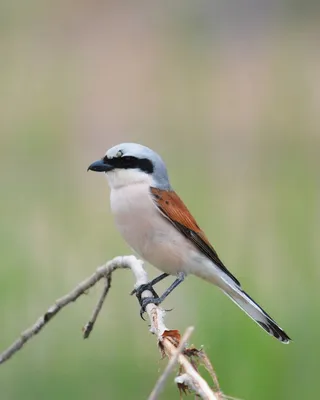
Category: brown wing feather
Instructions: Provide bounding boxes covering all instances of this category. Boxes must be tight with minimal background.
[150,187,240,286]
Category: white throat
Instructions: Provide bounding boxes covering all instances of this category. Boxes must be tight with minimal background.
[106,168,152,189]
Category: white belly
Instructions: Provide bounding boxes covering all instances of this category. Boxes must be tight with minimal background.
[110,183,197,275]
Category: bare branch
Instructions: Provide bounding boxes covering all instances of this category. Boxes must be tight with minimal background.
[198,349,222,394]
[0,255,221,399]
[148,326,194,400]
[164,338,217,400]
[0,256,129,364]
[83,275,112,339]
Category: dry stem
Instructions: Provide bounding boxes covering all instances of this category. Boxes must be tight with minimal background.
[0,255,220,399]
[148,326,195,400]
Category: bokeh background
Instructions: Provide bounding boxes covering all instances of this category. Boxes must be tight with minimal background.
[1,1,319,399]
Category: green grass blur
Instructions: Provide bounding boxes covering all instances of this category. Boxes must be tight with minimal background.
[0,2,319,399]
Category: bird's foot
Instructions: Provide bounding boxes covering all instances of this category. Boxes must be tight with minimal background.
[131,282,160,320]
[132,273,183,320]
[139,296,162,320]
[131,273,169,300]
[131,282,159,303]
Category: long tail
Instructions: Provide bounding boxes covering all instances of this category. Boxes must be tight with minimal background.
[222,282,291,343]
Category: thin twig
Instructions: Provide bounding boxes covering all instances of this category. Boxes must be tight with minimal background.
[148,326,194,400]
[83,275,112,339]
[198,349,221,393]
[0,256,128,364]
[165,339,217,400]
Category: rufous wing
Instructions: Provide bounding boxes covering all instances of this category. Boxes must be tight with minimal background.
[150,187,240,286]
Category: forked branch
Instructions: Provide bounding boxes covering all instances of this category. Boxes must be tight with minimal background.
[0,256,221,399]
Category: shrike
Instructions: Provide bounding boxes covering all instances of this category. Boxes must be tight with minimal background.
[88,143,291,343]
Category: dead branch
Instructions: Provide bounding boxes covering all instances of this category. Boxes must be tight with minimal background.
[83,275,112,338]
[0,255,221,399]
[148,326,195,400]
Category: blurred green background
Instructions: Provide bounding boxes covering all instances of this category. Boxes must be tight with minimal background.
[1,1,319,399]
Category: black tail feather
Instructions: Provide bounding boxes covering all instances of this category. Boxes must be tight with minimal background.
[223,285,291,344]
[257,319,291,343]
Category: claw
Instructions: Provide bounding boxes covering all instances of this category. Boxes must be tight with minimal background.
[133,273,182,320]
[140,308,146,320]
[132,282,159,302]
[139,296,162,319]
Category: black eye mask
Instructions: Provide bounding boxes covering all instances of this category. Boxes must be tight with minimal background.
[103,155,154,174]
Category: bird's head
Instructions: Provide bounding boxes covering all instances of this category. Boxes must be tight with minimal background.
[88,143,171,190]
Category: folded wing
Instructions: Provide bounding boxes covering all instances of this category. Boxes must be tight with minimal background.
[150,187,240,286]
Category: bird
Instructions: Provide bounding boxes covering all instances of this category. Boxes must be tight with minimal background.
[88,142,291,343]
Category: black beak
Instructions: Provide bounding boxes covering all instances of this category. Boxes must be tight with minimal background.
[87,159,114,172]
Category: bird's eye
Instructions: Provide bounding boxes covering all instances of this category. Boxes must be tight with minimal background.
[115,150,123,158]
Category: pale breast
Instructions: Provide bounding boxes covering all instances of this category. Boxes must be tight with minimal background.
[110,184,195,275]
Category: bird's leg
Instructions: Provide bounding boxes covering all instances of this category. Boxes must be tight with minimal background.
[139,272,185,318]
[131,273,169,302]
